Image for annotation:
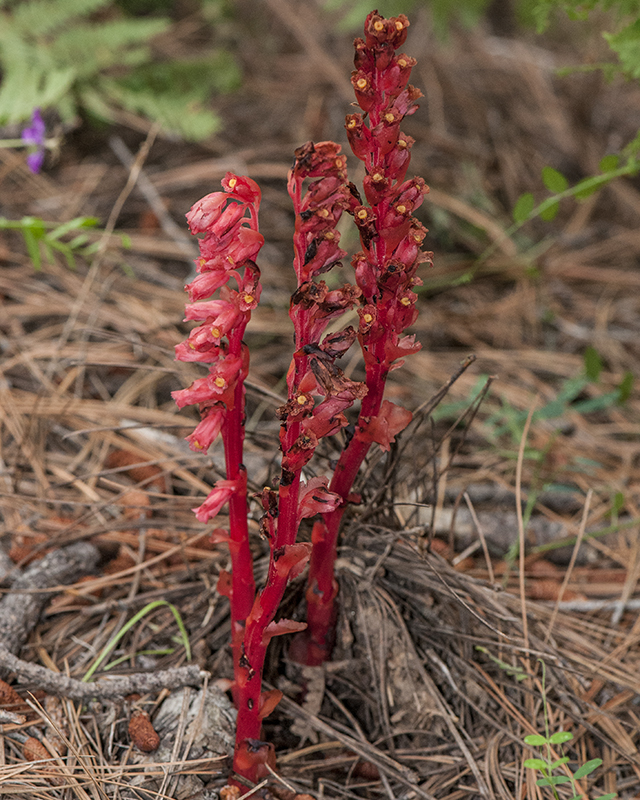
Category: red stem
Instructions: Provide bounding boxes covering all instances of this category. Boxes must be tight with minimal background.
[300,347,388,664]
[232,185,311,770]
[223,324,256,709]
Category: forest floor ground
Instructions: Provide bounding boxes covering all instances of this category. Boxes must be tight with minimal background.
[1,2,640,798]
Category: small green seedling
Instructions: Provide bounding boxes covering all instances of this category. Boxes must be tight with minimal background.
[524,730,615,800]
[524,661,616,800]
[82,600,191,682]
[0,215,132,270]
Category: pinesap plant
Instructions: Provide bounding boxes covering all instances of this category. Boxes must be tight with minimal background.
[173,9,431,785]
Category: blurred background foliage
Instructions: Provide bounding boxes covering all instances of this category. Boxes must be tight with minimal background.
[0,0,240,140]
[2,0,640,144]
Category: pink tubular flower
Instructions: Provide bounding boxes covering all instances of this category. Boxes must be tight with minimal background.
[185,404,225,453]
[185,192,228,234]
[193,477,243,523]
[185,269,231,301]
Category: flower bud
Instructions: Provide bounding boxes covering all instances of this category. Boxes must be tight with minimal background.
[186,193,227,234]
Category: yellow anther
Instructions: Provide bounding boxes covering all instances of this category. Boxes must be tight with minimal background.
[398,139,407,148]
[228,177,237,189]
[363,313,373,323]
[398,58,407,68]
[396,204,407,214]
[214,377,226,388]
[335,156,346,167]
[243,293,254,304]
[297,394,308,405]
[374,20,385,31]
[356,78,368,90]
[347,118,357,129]
[372,172,384,182]
[227,255,234,264]
[198,256,206,267]
[357,209,368,220]
[317,208,329,218]
[400,297,411,306]
[413,230,425,242]
[395,20,405,30]
[193,439,202,449]
[385,113,395,123]
[325,231,335,240]
[188,342,196,349]
[211,327,221,338]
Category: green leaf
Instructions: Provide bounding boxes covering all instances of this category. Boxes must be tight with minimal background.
[549,757,570,769]
[542,166,568,193]
[573,176,604,200]
[12,0,110,38]
[617,371,634,404]
[571,391,620,415]
[549,730,574,745]
[49,216,99,240]
[21,226,42,270]
[513,192,535,223]
[573,758,603,779]
[523,758,548,770]
[593,793,617,800]
[537,775,572,786]
[524,734,548,746]
[599,154,620,172]
[612,491,625,516]
[583,345,603,381]
[604,20,640,81]
[540,200,559,221]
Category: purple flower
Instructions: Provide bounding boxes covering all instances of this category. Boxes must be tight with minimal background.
[21,109,46,173]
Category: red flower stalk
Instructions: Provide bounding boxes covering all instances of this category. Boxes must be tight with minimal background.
[293,10,432,666]
[230,141,365,782]
[172,172,264,723]
[175,9,430,786]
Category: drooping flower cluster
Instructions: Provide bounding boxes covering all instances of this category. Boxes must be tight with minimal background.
[172,173,263,521]
[172,174,264,755]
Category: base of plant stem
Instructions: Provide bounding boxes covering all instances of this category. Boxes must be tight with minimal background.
[289,582,339,666]
[232,738,276,786]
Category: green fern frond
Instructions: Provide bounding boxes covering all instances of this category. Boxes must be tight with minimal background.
[0,0,238,140]
[50,18,168,75]
[0,66,76,123]
[103,80,221,141]
[10,0,110,38]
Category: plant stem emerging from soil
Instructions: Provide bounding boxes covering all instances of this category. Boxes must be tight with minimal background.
[293,10,431,666]
[174,9,430,786]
